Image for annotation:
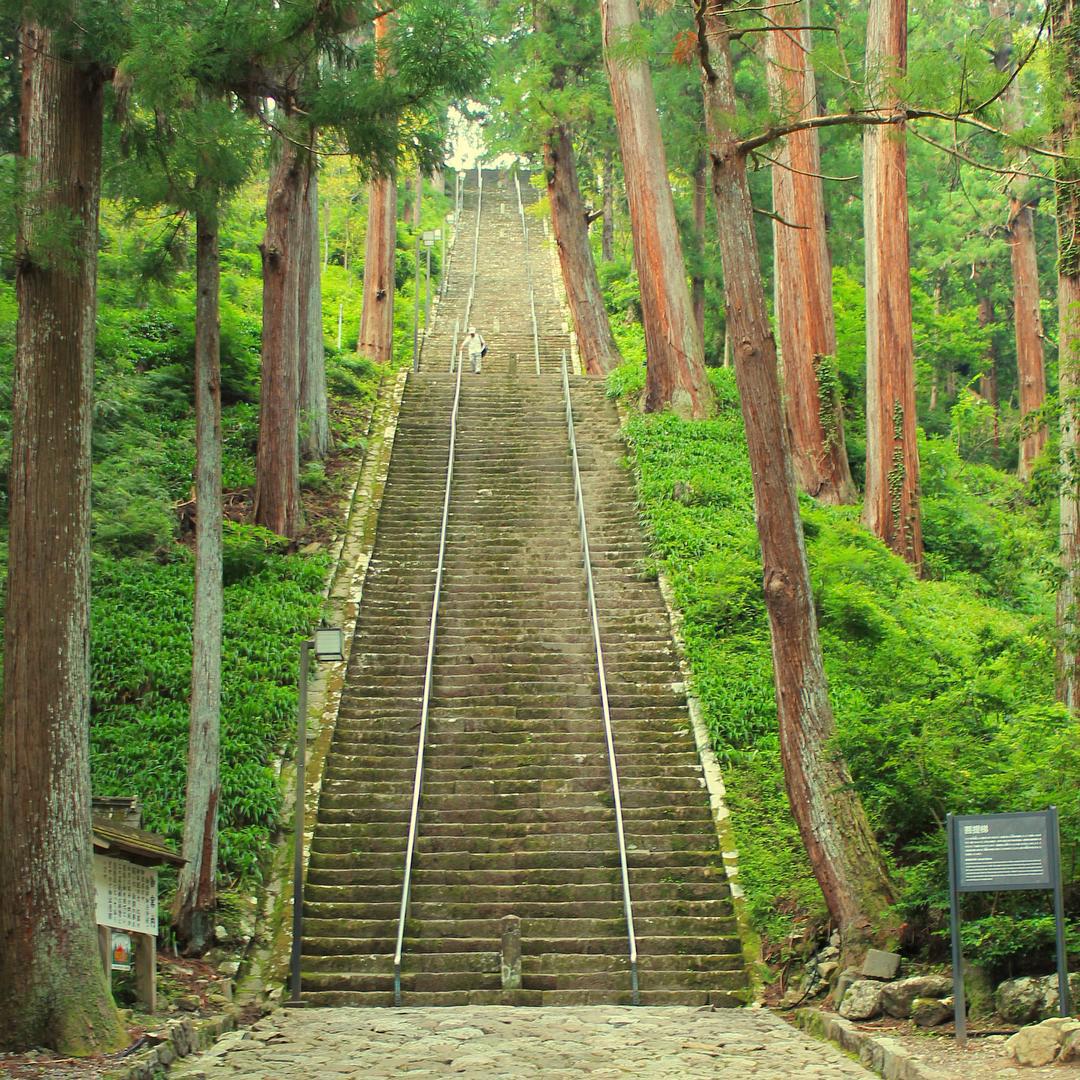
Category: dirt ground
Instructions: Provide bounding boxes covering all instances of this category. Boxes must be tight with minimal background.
[846,1016,1080,1078]
[0,953,243,1080]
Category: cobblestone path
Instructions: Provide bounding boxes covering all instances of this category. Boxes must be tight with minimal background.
[171,1006,874,1078]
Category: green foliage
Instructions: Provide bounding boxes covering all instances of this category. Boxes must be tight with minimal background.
[611,362,1074,965]
[89,551,329,883]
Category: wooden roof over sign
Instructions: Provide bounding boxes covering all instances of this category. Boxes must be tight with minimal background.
[92,817,185,868]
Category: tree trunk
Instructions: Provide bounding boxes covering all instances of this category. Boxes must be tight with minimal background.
[600,0,714,418]
[766,0,856,505]
[0,23,126,1055]
[602,150,615,262]
[254,136,303,539]
[411,170,422,228]
[299,151,331,460]
[357,170,397,363]
[173,205,224,955]
[692,151,706,344]
[863,0,923,571]
[544,125,623,375]
[1012,203,1048,477]
[1054,0,1080,710]
[358,13,397,364]
[978,292,1001,446]
[694,1,896,956]
[990,0,1048,480]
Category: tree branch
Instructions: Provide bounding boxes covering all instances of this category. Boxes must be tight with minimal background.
[754,205,810,229]
[749,148,857,182]
[738,107,1069,163]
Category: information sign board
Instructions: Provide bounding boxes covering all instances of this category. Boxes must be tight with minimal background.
[93,855,159,936]
[947,808,1067,1048]
[955,812,1053,892]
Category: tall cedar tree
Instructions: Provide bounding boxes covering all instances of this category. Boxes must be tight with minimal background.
[990,0,1048,480]
[692,150,706,341]
[300,150,332,459]
[602,149,616,262]
[545,123,623,375]
[1055,0,1080,709]
[600,0,714,418]
[535,1,622,375]
[0,21,127,1053]
[693,0,897,954]
[254,130,306,537]
[174,198,225,953]
[863,0,923,571]
[357,13,396,364]
[765,0,856,505]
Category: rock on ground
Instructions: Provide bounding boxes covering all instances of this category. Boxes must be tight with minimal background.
[880,975,953,1019]
[839,980,884,1021]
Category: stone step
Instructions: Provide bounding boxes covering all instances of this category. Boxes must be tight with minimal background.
[298,988,742,1007]
[303,172,745,1005]
[302,898,734,922]
[303,933,743,958]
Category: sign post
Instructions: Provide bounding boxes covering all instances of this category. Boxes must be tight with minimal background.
[947,809,1069,1047]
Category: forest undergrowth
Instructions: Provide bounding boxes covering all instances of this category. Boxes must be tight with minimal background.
[609,360,1079,979]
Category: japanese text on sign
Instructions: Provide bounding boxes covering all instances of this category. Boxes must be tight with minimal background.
[93,855,159,935]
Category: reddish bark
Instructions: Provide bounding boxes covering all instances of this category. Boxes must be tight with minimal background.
[1011,201,1048,477]
[0,22,126,1054]
[545,124,622,375]
[254,136,304,539]
[1053,0,1080,710]
[173,205,224,954]
[357,13,397,364]
[990,0,1048,480]
[600,0,714,418]
[863,0,923,570]
[695,1,896,955]
[766,0,855,505]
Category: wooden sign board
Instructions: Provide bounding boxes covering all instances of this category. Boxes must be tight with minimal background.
[94,854,158,936]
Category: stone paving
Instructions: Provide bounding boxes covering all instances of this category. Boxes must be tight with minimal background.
[169,1006,875,1078]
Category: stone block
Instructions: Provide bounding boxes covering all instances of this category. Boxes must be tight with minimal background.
[860,949,902,981]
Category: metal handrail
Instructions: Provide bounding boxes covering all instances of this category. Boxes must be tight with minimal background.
[464,165,483,335]
[449,166,484,370]
[514,171,542,377]
[392,167,484,1007]
[448,317,461,374]
[559,351,639,1004]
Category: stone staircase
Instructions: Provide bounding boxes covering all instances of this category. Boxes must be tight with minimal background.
[420,169,571,376]
[300,169,746,1007]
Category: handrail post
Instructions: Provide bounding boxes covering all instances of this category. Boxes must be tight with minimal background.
[393,167,483,1007]
[560,351,639,1004]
